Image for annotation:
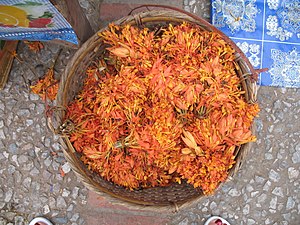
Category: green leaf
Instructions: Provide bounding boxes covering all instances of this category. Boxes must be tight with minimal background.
[39,11,54,18]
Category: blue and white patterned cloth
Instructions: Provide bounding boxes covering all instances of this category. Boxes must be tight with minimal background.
[0,0,78,45]
[211,0,300,88]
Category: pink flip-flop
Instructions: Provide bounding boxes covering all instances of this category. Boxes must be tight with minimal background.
[204,216,231,225]
[28,217,53,225]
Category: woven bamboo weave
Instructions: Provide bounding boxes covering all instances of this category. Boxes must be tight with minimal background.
[53,9,258,211]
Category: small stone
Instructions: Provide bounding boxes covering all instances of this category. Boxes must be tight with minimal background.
[30,93,40,101]
[49,196,56,209]
[250,191,259,197]
[17,109,31,117]
[283,213,291,220]
[62,188,71,197]
[8,143,18,154]
[26,119,34,126]
[57,196,67,208]
[265,153,273,160]
[30,167,39,176]
[71,187,79,200]
[52,142,60,151]
[258,193,267,203]
[43,170,52,180]
[243,204,250,215]
[0,120,3,128]
[22,161,34,171]
[70,213,80,222]
[0,130,6,139]
[269,169,280,182]
[7,165,15,174]
[247,219,255,225]
[53,217,68,224]
[43,205,50,214]
[18,155,28,164]
[210,201,217,210]
[61,162,71,174]
[228,188,241,197]
[269,209,276,213]
[5,189,13,202]
[14,216,24,225]
[44,156,52,167]
[270,196,277,209]
[246,184,254,192]
[67,204,74,211]
[52,161,60,170]
[202,207,208,212]
[272,187,284,197]
[31,181,40,191]
[178,218,189,225]
[263,180,271,191]
[12,155,19,166]
[23,177,32,189]
[0,188,4,198]
[288,167,299,179]
[23,143,33,151]
[286,197,295,210]
[3,151,9,158]
[14,171,22,183]
[292,151,300,163]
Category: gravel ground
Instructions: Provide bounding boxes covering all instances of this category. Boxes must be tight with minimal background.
[0,42,88,224]
[0,1,299,224]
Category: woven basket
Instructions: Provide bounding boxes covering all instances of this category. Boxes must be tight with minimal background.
[53,8,258,211]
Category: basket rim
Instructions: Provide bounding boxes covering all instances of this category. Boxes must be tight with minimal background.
[54,9,258,211]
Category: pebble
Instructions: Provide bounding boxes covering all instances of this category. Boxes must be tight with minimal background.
[57,196,67,208]
[228,188,241,197]
[7,165,16,174]
[247,219,256,225]
[18,155,28,164]
[8,143,18,154]
[288,167,299,179]
[272,187,284,197]
[23,177,32,189]
[30,167,40,176]
[4,189,13,202]
[178,218,189,225]
[43,205,51,214]
[270,196,277,209]
[70,213,80,222]
[43,170,52,180]
[62,162,71,174]
[0,130,5,139]
[14,216,24,225]
[44,156,52,167]
[291,151,300,163]
[62,188,71,197]
[269,169,280,182]
[243,204,250,215]
[286,197,295,210]
[72,187,80,199]
[0,188,4,198]
[52,161,60,170]
[52,217,68,224]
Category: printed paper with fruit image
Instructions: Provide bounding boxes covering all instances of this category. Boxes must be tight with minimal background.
[0,0,78,45]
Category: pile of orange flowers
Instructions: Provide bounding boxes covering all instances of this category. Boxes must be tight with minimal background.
[65,22,259,194]
[30,67,59,101]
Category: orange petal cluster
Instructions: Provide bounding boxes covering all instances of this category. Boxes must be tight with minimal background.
[65,22,259,194]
